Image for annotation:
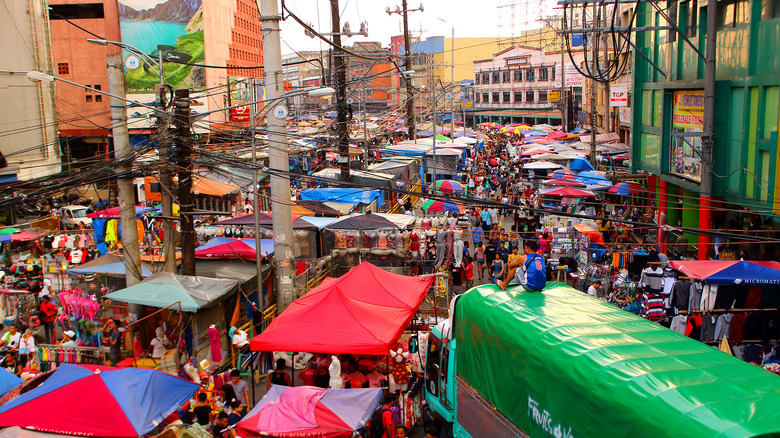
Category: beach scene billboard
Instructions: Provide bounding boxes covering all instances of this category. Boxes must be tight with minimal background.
[119,0,205,94]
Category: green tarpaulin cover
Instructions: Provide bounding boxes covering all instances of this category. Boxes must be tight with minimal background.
[455,283,780,438]
[105,273,237,312]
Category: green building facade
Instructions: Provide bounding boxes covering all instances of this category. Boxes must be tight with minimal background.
[631,0,780,240]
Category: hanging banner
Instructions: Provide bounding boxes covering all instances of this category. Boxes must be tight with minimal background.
[553,65,584,88]
[670,90,704,182]
[610,86,628,107]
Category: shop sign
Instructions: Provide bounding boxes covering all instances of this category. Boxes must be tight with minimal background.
[548,91,561,102]
[610,86,628,107]
[670,90,704,182]
[618,107,631,127]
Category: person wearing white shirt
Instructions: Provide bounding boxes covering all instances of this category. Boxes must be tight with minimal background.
[150,327,171,359]
[587,279,602,298]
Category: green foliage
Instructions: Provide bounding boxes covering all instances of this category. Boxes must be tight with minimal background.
[125,31,205,93]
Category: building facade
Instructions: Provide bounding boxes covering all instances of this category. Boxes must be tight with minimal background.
[631,0,780,258]
[0,0,61,182]
[471,45,585,126]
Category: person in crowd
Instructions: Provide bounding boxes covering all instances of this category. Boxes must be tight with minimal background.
[0,324,21,351]
[298,362,318,386]
[2,350,21,376]
[490,253,505,285]
[537,232,551,257]
[474,242,486,281]
[106,319,123,366]
[498,240,547,292]
[587,279,602,298]
[192,392,212,427]
[425,428,441,438]
[267,358,292,390]
[228,368,252,409]
[463,256,474,289]
[18,329,35,366]
[395,426,408,438]
[229,326,250,355]
[380,393,397,438]
[227,399,245,426]
[212,412,234,438]
[150,327,171,359]
[59,330,77,347]
[39,294,58,344]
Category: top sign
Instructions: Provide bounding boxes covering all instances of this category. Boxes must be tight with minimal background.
[610,86,628,107]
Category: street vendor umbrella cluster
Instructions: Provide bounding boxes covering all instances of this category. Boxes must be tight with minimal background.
[433,179,463,194]
[421,199,463,214]
[0,364,200,437]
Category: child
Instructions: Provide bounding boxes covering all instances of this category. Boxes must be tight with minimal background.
[463,256,474,289]
[18,329,35,366]
[267,358,291,389]
[192,392,212,427]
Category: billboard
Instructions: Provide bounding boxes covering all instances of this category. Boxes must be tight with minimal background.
[670,90,704,182]
[553,64,584,88]
[119,0,205,94]
[610,85,628,107]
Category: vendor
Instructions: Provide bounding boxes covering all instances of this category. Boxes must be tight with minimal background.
[229,327,249,355]
[150,327,171,359]
[59,330,77,347]
[2,350,22,376]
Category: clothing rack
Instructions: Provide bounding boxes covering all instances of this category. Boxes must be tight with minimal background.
[677,308,778,315]
[37,344,105,371]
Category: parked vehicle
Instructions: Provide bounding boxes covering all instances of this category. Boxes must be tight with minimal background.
[58,205,92,229]
[412,282,780,438]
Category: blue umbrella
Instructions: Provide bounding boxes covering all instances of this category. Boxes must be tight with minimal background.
[574,171,610,185]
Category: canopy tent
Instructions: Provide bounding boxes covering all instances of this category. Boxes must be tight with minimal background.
[570,157,596,172]
[573,223,606,246]
[372,213,416,229]
[523,160,562,170]
[669,260,780,285]
[0,364,199,437]
[68,262,153,277]
[105,272,237,312]
[236,385,382,438]
[300,188,384,206]
[0,232,41,243]
[326,212,399,231]
[0,369,21,398]
[213,213,318,230]
[574,171,611,185]
[539,187,597,198]
[292,200,342,217]
[194,238,273,260]
[297,216,339,230]
[191,177,241,196]
[609,181,646,196]
[542,178,586,188]
[87,206,154,219]
[250,262,433,354]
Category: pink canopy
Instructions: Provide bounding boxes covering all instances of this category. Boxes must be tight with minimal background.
[250,262,433,354]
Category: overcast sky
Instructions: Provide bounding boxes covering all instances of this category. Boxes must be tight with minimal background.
[278,0,557,55]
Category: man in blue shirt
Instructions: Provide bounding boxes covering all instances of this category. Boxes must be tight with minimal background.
[471,225,483,247]
[480,209,492,231]
[498,240,546,291]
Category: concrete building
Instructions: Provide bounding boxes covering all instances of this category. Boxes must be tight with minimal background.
[471,45,586,126]
[630,0,780,258]
[48,0,121,164]
[0,0,61,182]
[346,42,394,113]
[282,51,327,115]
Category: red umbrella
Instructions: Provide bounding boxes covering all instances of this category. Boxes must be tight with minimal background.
[608,181,646,196]
[547,131,568,139]
[573,224,606,246]
[540,187,597,197]
[550,169,575,179]
[542,178,586,187]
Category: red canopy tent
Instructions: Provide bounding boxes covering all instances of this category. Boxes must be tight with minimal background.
[250,262,433,355]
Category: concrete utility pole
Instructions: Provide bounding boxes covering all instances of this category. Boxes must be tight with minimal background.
[250,78,263,305]
[260,0,296,311]
[330,0,350,182]
[173,89,195,275]
[589,2,598,165]
[106,53,143,292]
[560,17,567,130]
[155,85,176,274]
[450,27,455,138]
[402,0,416,140]
[699,0,717,259]
[430,63,436,182]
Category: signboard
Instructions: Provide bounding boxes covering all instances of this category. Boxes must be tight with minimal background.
[553,65,584,88]
[548,91,561,102]
[610,86,628,107]
[670,90,704,182]
[230,77,252,123]
[618,106,631,127]
[119,0,205,94]
[460,100,473,109]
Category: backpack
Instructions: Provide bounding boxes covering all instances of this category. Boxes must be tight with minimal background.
[367,407,390,438]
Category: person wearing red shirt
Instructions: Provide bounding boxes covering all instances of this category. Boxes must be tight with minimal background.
[298,363,317,386]
[463,256,474,289]
[39,295,58,344]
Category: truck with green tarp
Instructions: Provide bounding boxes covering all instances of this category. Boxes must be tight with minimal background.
[416,282,780,437]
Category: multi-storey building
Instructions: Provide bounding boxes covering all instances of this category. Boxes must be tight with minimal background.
[471,45,585,126]
[631,0,780,258]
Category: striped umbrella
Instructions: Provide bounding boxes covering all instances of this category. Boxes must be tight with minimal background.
[421,200,464,214]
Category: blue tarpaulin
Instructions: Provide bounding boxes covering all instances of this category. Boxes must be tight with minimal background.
[300,188,384,206]
[0,369,20,398]
[705,261,780,285]
[570,157,596,172]
[68,262,153,277]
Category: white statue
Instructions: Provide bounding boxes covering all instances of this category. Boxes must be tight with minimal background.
[329,355,343,390]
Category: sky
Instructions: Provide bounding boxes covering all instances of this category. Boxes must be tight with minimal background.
[278,0,557,55]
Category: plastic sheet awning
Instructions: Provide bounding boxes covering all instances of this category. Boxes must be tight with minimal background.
[105,272,238,312]
[237,385,382,438]
[68,262,153,277]
[670,260,780,285]
[300,188,384,206]
[250,262,433,354]
[194,238,273,260]
[455,283,780,438]
[325,212,399,230]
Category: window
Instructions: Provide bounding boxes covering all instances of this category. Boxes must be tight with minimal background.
[475,94,480,103]
[491,71,500,83]
[85,95,93,103]
[538,92,547,102]
[514,70,522,82]
[93,84,101,91]
[482,92,489,102]
[552,66,556,81]
[503,92,510,102]
[526,91,535,102]
[762,0,780,19]
[526,69,535,81]
[95,95,102,103]
[539,67,549,81]
[687,0,698,36]
[482,72,490,84]
[502,70,511,82]
[718,0,749,29]
[49,3,105,19]
[492,92,499,103]
[57,63,69,75]
[514,91,522,102]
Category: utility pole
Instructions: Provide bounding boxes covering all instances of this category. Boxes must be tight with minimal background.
[106,53,143,294]
[450,27,455,138]
[603,18,611,139]
[588,2,598,165]
[155,85,176,274]
[402,0,416,140]
[699,0,717,259]
[250,78,263,305]
[331,0,350,182]
[260,0,296,311]
[430,63,436,182]
[362,89,369,168]
[173,89,195,275]
[560,17,568,131]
